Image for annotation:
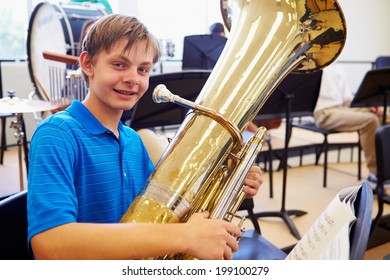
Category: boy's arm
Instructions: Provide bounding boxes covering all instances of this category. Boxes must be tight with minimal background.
[30,211,241,260]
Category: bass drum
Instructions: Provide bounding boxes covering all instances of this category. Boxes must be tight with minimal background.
[54,2,109,56]
[27,2,109,102]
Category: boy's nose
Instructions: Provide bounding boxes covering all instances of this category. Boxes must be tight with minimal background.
[124,69,139,85]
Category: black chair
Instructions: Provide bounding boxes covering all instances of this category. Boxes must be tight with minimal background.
[370,125,390,234]
[182,34,227,70]
[293,121,362,187]
[234,182,373,260]
[0,189,33,260]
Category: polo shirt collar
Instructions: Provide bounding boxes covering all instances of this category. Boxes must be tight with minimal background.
[66,100,127,136]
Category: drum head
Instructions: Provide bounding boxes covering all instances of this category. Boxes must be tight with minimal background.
[27,2,67,101]
[56,3,109,56]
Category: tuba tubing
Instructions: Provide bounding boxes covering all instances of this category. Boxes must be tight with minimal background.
[120,0,346,260]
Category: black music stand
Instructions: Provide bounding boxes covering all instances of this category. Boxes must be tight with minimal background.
[252,70,323,240]
[350,67,390,125]
[128,70,212,130]
[182,35,227,70]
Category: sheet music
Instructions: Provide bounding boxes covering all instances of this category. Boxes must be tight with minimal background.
[285,185,361,260]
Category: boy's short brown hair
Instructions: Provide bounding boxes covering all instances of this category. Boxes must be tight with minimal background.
[81,14,161,85]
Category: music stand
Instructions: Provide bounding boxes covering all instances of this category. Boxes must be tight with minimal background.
[128,70,212,130]
[350,67,390,125]
[182,35,227,70]
[252,70,323,240]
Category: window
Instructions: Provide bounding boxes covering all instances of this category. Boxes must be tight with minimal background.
[0,1,30,59]
[0,0,116,60]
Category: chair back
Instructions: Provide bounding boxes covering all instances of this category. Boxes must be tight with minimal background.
[0,190,32,260]
[349,182,374,260]
[375,56,390,69]
[375,124,390,184]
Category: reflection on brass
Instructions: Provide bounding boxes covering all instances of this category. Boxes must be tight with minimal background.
[221,0,346,72]
[120,0,346,260]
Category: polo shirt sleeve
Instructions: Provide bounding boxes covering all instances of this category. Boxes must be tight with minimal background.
[27,121,78,245]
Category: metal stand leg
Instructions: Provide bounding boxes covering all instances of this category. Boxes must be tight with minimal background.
[251,95,307,240]
[10,113,26,191]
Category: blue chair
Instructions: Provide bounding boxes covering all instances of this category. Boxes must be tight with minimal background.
[349,182,374,260]
[234,182,373,260]
[374,56,390,69]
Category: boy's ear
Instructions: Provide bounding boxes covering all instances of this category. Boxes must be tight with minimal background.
[79,51,93,77]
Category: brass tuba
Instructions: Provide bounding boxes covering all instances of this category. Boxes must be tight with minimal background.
[121,0,346,259]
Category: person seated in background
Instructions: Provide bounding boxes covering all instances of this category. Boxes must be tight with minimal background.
[27,14,263,260]
[313,62,387,185]
[182,22,228,70]
[209,22,226,37]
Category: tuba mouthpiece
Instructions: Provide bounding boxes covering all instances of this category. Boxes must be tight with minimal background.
[152,84,173,103]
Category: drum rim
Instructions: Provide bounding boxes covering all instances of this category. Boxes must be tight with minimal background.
[26,2,46,101]
[54,4,75,56]
[27,2,67,101]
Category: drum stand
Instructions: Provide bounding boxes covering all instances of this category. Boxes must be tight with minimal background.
[9,113,29,191]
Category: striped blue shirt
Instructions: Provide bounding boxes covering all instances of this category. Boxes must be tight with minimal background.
[27,100,154,244]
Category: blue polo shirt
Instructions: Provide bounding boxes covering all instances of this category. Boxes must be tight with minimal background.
[27,100,154,244]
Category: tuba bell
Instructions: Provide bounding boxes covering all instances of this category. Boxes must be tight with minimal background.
[120,0,346,260]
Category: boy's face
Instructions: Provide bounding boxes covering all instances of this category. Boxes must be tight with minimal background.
[84,39,154,112]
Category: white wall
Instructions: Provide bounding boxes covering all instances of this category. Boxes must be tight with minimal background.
[337,0,390,91]
[338,0,390,61]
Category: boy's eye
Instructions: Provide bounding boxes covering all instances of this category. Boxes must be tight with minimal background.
[138,67,150,73]
[113,62,125,68]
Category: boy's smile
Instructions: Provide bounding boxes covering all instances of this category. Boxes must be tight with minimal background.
[113,88,138,96]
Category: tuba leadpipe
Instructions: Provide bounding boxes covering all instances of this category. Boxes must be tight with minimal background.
[121,0,346,260]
